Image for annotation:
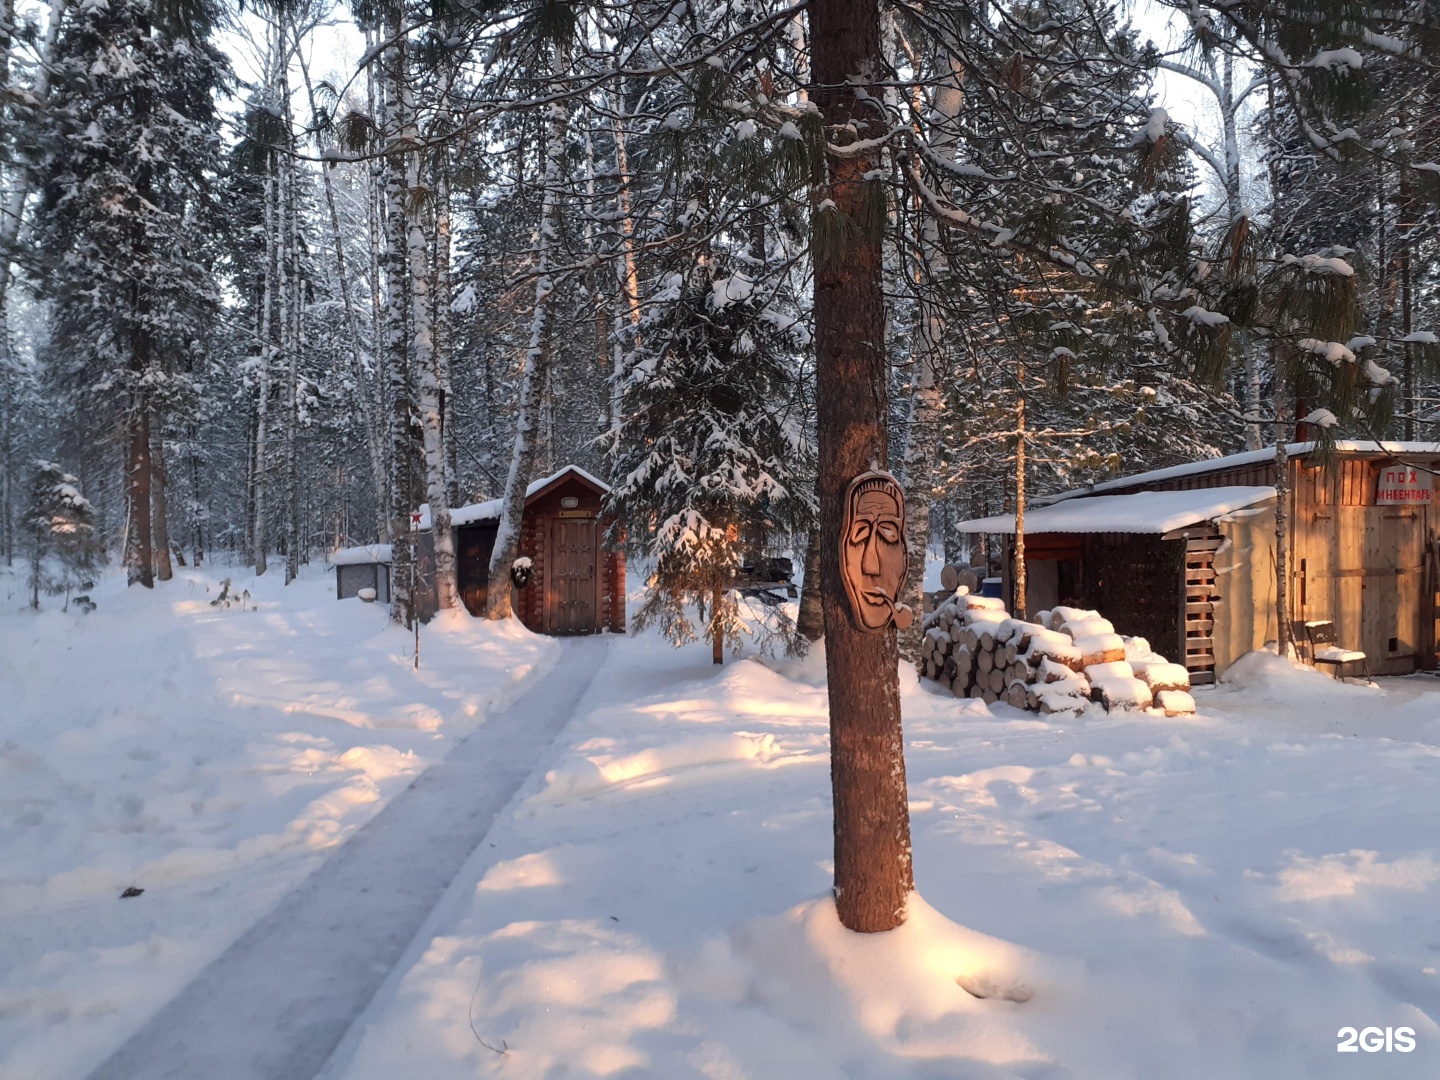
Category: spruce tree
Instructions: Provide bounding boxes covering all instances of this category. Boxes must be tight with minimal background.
[29,0,228,587]
[607,262,815,660]
[24,460,97,608]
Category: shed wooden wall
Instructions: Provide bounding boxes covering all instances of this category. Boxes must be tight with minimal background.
[1100,452,1439,675]
[1288,457,1436,674]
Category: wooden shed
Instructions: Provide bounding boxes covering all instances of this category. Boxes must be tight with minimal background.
[419,465,625,635]
[329,544,392,602]
[956,441,1440,682]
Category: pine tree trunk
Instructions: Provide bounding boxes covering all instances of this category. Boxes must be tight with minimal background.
[188,424,204,566]
[151,422,173,581]
[811,0,913,934]
[126,394,154,588]
[797,527,824,642]
[487,56,569,619]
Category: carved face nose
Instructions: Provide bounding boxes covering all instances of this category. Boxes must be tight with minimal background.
[861,529,882,576]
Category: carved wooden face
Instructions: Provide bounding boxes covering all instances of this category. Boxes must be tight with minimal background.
[841,472,911,632]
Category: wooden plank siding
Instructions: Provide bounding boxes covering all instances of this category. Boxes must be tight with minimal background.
[1089,450,1440,675]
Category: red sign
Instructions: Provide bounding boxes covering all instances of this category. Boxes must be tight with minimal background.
[1376,466,1432,504]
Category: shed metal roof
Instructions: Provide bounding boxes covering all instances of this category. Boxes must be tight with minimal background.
[954,485,1276,535]
[1041,441,1440,506]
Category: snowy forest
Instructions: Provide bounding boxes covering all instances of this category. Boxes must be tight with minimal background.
[0,0,1437,633]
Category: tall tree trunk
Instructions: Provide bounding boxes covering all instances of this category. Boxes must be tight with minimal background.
[411,149,459,611]
[151,422,173,581]
[188,423,204,566]
[1013,389,1026,619]
[607,86,642,436]
[282,116,303,585]
[1273,362,1292,657]
[296,36,390,542]
[488,57,569,619]
[252,147,277,577]
[811,0,913,933]
[898,41,962,662]
[796,527,824,642]
[0,351,10,565]
[126,393,154,588]
[0,0,64,566]
[1399,121,1414,439]
[383,21,417,626]
[435,173,460,508]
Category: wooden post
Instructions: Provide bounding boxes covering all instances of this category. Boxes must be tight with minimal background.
[712,582,724,664]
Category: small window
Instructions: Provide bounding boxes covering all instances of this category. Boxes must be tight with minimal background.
[1389,637,1399,653]
[560,496,580,509]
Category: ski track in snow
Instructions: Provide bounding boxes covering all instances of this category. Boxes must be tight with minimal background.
[81,636,608,1080]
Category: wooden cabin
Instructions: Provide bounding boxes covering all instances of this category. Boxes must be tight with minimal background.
[956,441,1440,683]
[330,544,392,602]
[418,465,625,635]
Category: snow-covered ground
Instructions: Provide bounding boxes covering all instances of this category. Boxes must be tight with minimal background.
[0,563,558,1080]
[323,640,1440,1079]
[6,564,1440,1078]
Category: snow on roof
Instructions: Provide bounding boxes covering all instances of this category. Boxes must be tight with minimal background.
[1041,441,1440,505]
[328,544,393,566]
[418,465,610,530]
[953,485,1276,535]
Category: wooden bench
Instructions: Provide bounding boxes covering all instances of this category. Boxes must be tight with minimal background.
[1305,621,1368,679]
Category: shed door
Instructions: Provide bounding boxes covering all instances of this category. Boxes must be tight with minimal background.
[548,518,598,634]
[1363,507,1424,674]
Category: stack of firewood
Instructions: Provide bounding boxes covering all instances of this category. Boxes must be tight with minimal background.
[919,593,1196,716]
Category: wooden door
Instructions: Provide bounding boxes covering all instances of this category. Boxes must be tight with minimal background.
[547,517,599,634]
[1363,507,1424,674]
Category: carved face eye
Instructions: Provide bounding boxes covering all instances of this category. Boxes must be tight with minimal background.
[875,521,900,544]
[848,521,872,545]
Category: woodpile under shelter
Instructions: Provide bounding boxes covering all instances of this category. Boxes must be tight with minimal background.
[417,465,625,635]
[329,544,392,602]
[955,441,1440,683]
